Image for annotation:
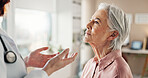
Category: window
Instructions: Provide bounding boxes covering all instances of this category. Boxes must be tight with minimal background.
[15,8,52,58]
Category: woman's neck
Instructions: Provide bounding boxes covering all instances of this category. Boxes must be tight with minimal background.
[90,42,111,60]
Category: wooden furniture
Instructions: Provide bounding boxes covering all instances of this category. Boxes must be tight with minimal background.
[122,48,148,78]
[142,55,148,77]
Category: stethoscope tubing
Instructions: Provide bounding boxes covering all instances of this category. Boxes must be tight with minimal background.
[0,35,17,63]
[0,36,8,51]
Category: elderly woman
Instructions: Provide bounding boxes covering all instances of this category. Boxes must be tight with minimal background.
[81,3,133,78]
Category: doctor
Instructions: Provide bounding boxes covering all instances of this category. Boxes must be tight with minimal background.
[0,0,78,78]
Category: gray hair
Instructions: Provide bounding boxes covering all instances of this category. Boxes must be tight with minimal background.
[98,3,130,50]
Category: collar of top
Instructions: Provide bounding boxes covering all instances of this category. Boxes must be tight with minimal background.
[93,50,122,71]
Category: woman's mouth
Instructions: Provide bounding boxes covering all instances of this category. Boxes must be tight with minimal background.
[86,32,91,35]
[87,33,91,35]
[85,30,91,36]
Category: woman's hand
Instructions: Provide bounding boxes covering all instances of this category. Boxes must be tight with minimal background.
[24,47,59,68]
[42,48,78,76]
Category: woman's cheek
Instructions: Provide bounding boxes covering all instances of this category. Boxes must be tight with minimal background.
[92,28,98,35]
[92,29,95,33]
[92,30,98,39]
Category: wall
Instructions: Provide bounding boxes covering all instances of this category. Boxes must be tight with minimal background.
[56,0,73,49]
[15,0,56,13]
[81,0,95,29]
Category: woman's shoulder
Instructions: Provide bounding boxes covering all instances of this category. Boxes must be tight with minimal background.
[85,58,94,66]
[115,56,129,68]
[83,58,95,68]
[114,57,133,77]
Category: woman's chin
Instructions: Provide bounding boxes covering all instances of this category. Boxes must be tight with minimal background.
[83,37,90,43]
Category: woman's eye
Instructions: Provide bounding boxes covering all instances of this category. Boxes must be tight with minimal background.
[94,21,99,24]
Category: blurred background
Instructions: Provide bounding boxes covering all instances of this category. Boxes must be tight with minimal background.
[2,0,148,78]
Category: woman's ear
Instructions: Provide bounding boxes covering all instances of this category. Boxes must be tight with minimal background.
[107,31,119,41]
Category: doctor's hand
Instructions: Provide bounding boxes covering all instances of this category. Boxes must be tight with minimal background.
[42,48,78,76]
[24,47,59,68]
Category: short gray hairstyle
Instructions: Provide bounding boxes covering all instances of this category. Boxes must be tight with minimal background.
[98,3,130,50]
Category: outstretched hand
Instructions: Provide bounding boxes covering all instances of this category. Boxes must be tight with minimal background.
[24,47,59,68]
[43,48,78,76]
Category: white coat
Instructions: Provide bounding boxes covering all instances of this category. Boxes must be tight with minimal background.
[0,17,49,78]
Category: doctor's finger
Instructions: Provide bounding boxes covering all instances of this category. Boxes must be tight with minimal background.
[44,52,59,58]
[62,53,78,64]
[58,48,69,58]
[34,47,49,53]
[65,51,69,58]
[69,53,78,59]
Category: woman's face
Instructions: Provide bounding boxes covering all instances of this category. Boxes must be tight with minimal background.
[84,9,111,45]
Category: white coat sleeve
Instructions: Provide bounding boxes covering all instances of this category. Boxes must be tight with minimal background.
[0,55,7,78]
[24,69,49,78]
[0,41,7,78]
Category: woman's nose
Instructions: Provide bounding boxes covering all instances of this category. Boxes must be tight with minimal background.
[86,21,93,29]
[86,25,90,30]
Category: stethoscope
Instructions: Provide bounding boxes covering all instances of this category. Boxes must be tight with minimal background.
[0,36,17,63]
